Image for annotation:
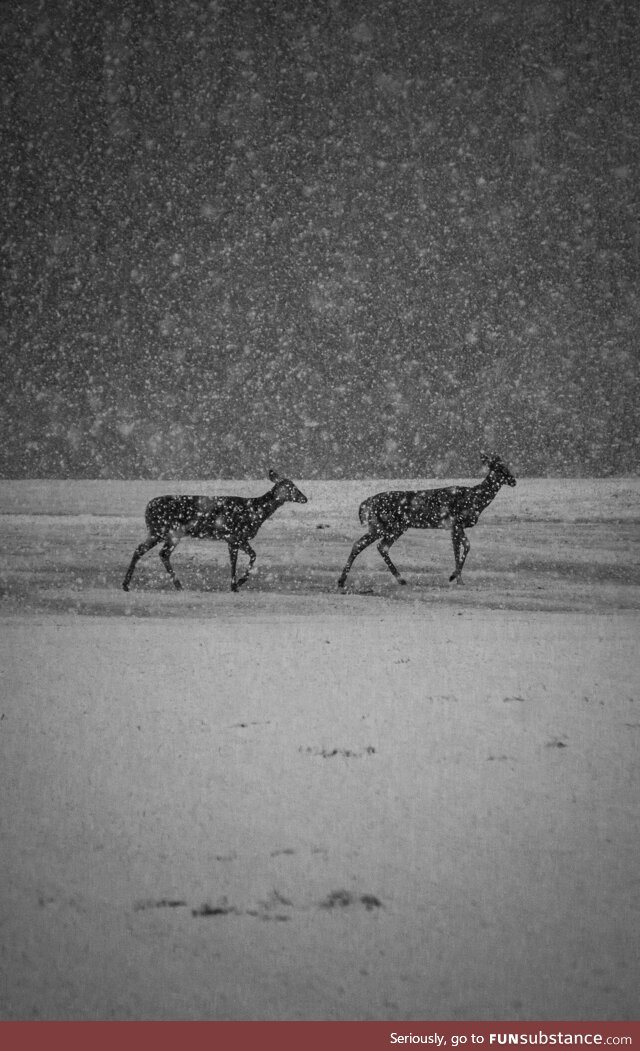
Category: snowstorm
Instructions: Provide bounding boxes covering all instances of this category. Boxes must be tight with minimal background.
[2,0,639,479]
[2,0,640,1028]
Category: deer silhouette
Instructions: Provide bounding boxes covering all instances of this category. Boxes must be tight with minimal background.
[122,469,308,593]
[337,454,516,590]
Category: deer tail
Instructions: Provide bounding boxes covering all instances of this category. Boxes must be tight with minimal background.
[358,499,372,527]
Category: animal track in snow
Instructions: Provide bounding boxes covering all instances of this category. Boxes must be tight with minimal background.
[319,890,383,911]
[138,887,383,920]
[134,898,188,911]
[300,745,376,759]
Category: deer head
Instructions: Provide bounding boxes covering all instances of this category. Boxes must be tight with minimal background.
[268,469,308,503]
[481,453,516,487]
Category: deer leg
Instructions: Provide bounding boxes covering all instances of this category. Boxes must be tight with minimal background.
[122,535,159,591]
[377,536,406,585]
[232,541,257,591]
[228,543,239,590]
[337,530,380,589]
[449,525,470,584]
[159,537,183,590]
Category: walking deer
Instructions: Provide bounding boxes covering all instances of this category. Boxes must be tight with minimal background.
[122,469,308,592]
[337,454,516,590]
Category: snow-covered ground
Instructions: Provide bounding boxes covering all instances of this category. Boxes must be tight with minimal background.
[1,477,639,1020]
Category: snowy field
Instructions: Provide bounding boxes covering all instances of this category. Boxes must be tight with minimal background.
[1,476,639,1021]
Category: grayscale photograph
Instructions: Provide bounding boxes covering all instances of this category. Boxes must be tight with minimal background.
[1,0,638,1023]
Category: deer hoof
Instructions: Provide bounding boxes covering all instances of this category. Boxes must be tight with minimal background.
[174,580,183,591]
[398,578,407,586]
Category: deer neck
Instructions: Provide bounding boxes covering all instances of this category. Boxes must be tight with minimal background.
[473,471,504,511]
[253,485,284,524]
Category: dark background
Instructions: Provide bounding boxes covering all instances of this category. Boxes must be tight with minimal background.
[2,0,639,479]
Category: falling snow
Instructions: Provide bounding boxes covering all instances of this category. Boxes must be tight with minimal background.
[2,1,639,479]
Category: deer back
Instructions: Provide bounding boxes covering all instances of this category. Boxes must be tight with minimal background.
[145,496,210,538]
[199,496,266,541]
[362,486,485,532]
[362,490,451,530]
[402,488,467,528]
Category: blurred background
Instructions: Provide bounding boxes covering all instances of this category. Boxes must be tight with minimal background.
[2,0,639,479]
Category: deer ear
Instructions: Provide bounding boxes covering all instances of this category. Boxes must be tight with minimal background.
[268,469,280,483]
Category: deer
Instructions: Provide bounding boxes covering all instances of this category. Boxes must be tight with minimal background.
[337,454,516,590]
[122,469,308,593]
